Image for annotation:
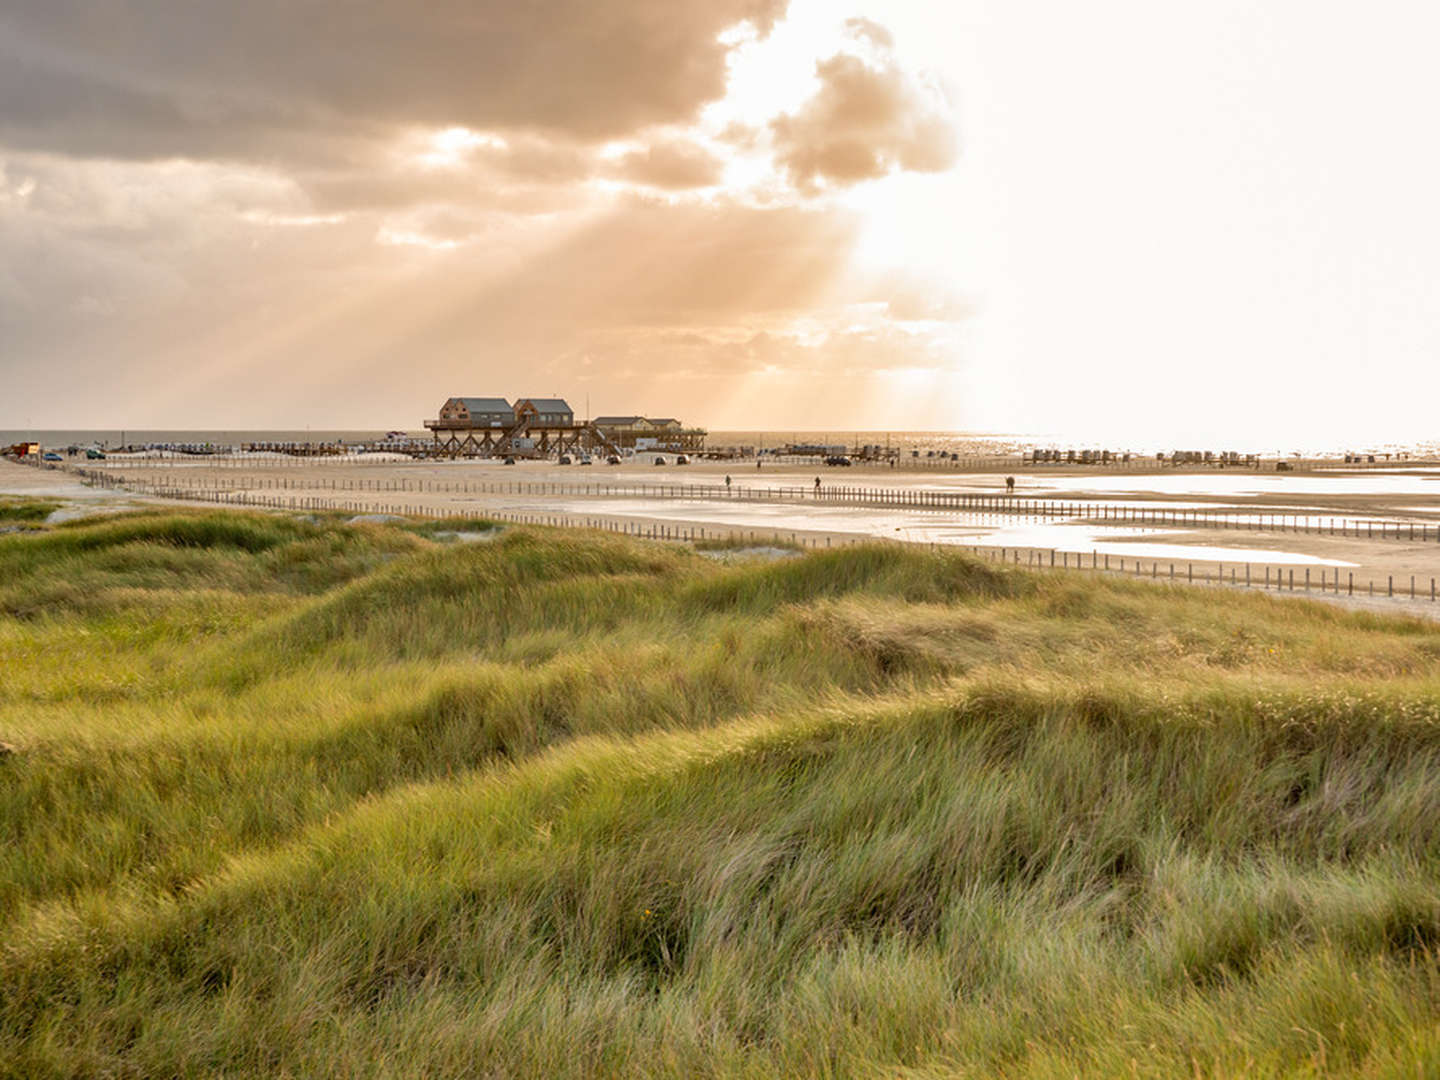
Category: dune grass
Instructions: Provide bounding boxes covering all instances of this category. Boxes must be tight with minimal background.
[0,502,1438,1077]
[0,497,58,525]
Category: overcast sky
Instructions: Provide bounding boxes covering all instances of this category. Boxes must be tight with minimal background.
[2,1,1438,444]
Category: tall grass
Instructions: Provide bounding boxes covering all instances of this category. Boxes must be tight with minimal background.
[0,502,1437,1076]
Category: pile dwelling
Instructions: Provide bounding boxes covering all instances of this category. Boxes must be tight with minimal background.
[427,397,705,459]
[589,416,708,452]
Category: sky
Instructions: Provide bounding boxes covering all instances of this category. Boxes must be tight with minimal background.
[2,1,1439,445]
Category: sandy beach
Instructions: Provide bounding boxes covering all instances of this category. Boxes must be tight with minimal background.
[8,452,1440,620]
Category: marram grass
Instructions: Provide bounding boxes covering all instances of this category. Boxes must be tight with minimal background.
[1,504,1438,1077]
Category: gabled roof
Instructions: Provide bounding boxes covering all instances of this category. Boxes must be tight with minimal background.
[516,397,572,413]
[451,397,512,413]
[592,416,642,426]
[647,417,679,425]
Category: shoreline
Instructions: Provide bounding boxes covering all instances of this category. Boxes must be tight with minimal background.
[7,455,1440,622]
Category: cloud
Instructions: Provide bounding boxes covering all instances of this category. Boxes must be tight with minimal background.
[770,29,956,193]
[0,6,970,431]
[296,135,599,215]
[842,16,894,49]
[608,137,726,190]
[0,0,785,163]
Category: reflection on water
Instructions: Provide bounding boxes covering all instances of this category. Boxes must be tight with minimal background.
[955,526,1356,567]
[513,497,1356,567]
[1006,471,1440,499]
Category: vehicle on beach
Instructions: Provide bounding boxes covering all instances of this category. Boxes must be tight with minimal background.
[675,454,689,465]
[558,455,572,465]
[825,455,852,466]
[606,456,621,465]
[42,452,62,462]
[578,455,593,465]
[503,456,517,465]
[86,448,106,460]
[654,456,667,465]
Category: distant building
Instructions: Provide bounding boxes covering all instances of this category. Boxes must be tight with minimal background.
[426,396,701,457]
[514,398,574,426]
[437,397,514,428]
[592,415,703,450]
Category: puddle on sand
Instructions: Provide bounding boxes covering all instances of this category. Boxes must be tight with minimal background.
[508,496,1356,567]
[894,520,1356,567]
[1005,471,1440,500]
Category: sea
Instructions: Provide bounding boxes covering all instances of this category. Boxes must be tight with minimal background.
[5,429,1439,460]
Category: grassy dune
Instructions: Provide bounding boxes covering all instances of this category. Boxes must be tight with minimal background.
[1,505,1438,1077]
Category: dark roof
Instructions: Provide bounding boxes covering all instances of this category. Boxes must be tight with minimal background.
[451,397,512,414]
[647,417,679,425]
[516,398,572,413]
[593,415,642,426]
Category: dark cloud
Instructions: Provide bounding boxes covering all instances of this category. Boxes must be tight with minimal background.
[770,34,956,193]
[0,0,785,163]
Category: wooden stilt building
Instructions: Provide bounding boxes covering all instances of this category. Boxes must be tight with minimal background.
[591,416,708,452]
[424,396,630,459]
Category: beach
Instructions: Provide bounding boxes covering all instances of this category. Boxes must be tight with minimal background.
[11,452,1440,617]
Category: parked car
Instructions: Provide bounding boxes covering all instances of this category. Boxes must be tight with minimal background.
[825,455,852,466]
[578,455,593,465]
[42,452,62,462]
[606,455,621,465]
[675,454,689,465]
[86,448,106,460]
[558,455,572,465]
[503,456,517,465]
[654,456,667,465]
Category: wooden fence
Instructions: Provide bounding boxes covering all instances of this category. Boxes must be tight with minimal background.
[76,466,1440,544]
[64,466,1440,605]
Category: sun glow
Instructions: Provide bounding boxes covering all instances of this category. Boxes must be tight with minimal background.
[413,126,508,168]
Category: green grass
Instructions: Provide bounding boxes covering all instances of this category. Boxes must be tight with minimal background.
[1,501,1438,1077]
[0,497,58,525]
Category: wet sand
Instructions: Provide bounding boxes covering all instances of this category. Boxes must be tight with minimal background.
[8,454,1440,619]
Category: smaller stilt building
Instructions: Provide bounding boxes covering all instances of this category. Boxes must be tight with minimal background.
[591,415,707,452]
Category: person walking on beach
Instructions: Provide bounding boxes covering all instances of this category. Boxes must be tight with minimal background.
[1005,475,1016,495]
[725,474,731,489]
[814,476,821,495]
